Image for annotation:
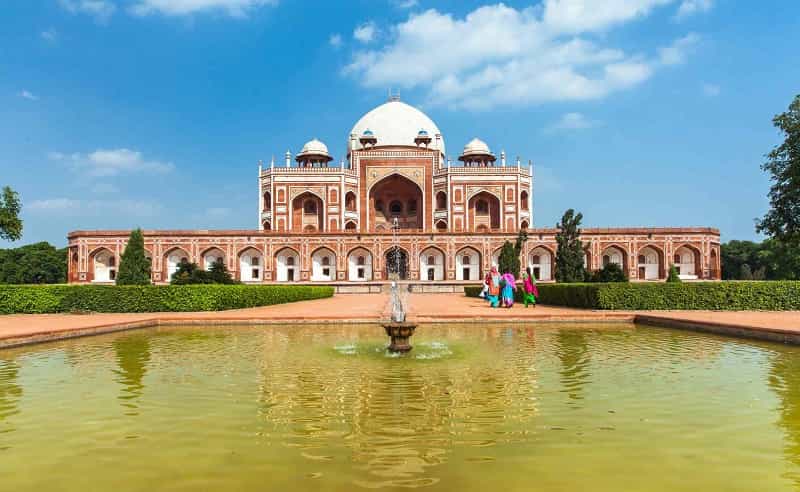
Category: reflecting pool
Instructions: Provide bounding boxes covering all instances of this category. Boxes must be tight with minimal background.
[1,324,799,491]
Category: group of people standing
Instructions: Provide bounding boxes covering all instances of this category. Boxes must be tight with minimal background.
[481,267,539,308]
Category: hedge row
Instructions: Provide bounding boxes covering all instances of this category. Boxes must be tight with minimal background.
[0,284,335,314]
[465,281,800,311]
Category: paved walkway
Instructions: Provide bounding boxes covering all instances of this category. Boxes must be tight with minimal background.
[0,292,798,348]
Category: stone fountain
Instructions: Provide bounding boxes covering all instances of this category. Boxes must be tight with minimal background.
[383,282,417,352]
[383,217,417,353]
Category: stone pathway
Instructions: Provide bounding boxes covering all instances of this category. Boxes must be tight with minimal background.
[1,292,798,348]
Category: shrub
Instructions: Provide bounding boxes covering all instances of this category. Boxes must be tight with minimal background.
[0,284,334,314]
[666,265,681,283]
[588,263,627,283]
[465,281,800,311]
[171,259,235,285]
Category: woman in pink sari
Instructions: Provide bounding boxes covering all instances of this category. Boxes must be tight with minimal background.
[522,267,539,308]
[500,271,517,308]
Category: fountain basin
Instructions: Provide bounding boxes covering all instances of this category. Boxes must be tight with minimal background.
[383,321,417,352]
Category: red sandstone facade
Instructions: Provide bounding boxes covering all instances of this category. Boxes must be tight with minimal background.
[66,99,721,284]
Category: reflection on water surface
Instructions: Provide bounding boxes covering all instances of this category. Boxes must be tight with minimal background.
[0,323,798,491]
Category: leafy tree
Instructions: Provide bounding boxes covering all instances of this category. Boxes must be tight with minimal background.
[757,95,800,247]
[666,265,682,283]
[721,240,762,280]
[0,242,67,284]
[759,238,800,280]
[497,230,528,277]
[589,262,628,282]
[171,260,210,285]
[497,241,517,275]
[116,229,151,285]
[722,239,798,280]
[555,209,585,283]
[170,258,235,285]
[0,186,22,241]
[208,258,235,284]
[739,263,753,280]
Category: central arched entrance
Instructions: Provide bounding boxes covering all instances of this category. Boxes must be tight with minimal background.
[369,174,423,232]
[385,247,409,280]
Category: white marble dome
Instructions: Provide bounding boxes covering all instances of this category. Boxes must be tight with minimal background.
[350,100,444,155]
[298,138,331,158]
[461,138,492,157]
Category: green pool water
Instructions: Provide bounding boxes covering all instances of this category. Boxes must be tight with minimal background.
[1,323,798,491]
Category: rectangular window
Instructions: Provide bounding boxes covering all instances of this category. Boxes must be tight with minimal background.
[462,267,470,280]
[252,268,259,279]
[287,270,294,282]
[109,270,116,281]
[322,268,330,277]
[357,268,365,279]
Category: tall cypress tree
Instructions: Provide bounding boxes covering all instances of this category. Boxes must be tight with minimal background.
[555,209,585,283]
[498,230,528,276]
[116,228,152,285]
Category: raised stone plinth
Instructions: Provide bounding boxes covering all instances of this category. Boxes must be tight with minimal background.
[383,322,417,353]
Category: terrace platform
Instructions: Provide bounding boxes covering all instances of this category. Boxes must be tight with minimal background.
[0,293,798,348]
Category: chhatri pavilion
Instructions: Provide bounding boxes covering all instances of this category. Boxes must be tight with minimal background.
[67,97,720,287]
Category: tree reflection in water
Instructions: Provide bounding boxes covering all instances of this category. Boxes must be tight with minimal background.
[769,348,800,487]
[0,359,22,444]
[113,334,151,416]
[554,329,591,406]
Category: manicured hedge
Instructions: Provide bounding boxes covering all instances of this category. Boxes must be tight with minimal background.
[0,284,334,314]
[465,281,800,311]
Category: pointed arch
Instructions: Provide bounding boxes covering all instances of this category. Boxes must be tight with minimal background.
[89,247,116,283]
[368,173,424,232]
[673,243,702,279]
[291,191,324,233]
[383,245,410,280]
[419,246,445,281]
[347,247,373,281]
[311,247,336,282]
[455,246,481,281]
[637,244,665,280]
[528,245,554,281]
[238,247,264,283]
[275,247,300,282]
[199,247,226,271]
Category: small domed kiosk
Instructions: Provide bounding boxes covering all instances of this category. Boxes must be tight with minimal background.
[296,138,333,168]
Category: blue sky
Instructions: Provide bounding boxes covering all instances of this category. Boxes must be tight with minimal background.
[2,0,798,247]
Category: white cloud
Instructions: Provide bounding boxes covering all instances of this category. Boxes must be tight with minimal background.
[347,4,698,109]
[542,0,674,33]
[393,0,418,8]
[49,148,174,177]
[329,33,343,48]
[675,0,713,19]
[58,0,116,22]
[28,198,162,217]
[354,22,378,43]
[41,29,58,42]
[19,90,39,101]
[546,112,599,132]
[657,32,699,65]
[702,82,720,96]
[129,0,278,17]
